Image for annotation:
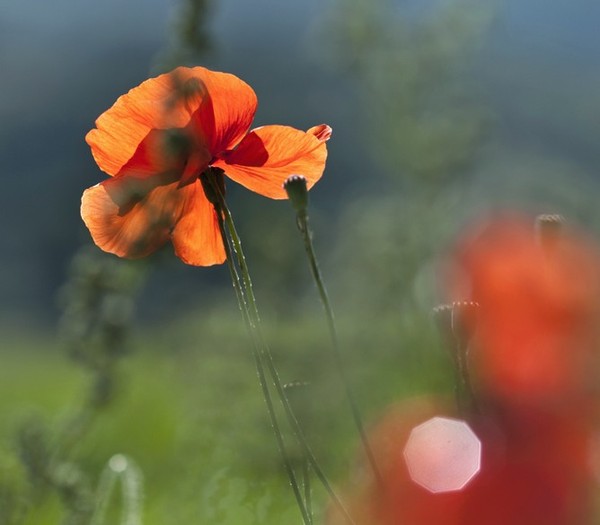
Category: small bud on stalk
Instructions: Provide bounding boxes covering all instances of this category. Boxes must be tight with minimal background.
[535,213,564,253]
[433,301,480,353]
[284,175,309,214]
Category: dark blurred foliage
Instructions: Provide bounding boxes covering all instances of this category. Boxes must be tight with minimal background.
[2,0,600,328]
[321,0,493,187]
[0,455,27,525]
[154,0,213,72]
[58,249,145,409]
[9,249,144,524]
[320,0,600,329]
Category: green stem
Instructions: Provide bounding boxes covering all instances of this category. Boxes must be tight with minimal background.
[454,336,479,417]
[202,170,355,524]
[302,458,312,522]
[295,210,383,487]
[219,203,355,525]
[216,208,311,525]
[52,363,111,464]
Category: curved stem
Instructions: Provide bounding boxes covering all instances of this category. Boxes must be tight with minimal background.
[219,203,355,525]
[216,209,311,525]
[296,210,383,488]
[202,169,356,524]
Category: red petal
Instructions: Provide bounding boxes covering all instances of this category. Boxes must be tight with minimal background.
[111,128,202,179]
[189,68,258,156]
[81,172,184,259]
[307,124,333,142]
[171,180,226,266]
[86,66,256,176]
[212,124,331,199]
[86,68,200,176]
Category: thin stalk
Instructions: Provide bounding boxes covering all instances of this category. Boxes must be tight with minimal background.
[217,200,355,525]
[302,458,312,521]
[216,208,311,525]
[90,454,143,525]
[202,170,356,524]
[295,210,383,487]
[285,380,313,523]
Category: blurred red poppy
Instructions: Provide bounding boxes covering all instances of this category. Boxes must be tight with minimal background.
[446,215,600,408]
[325,399,468,525]
[460,404,594,525]
[81,66,331,265]
[326,398,595,525]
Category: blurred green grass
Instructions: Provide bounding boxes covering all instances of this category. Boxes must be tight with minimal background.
[0,305,452,524]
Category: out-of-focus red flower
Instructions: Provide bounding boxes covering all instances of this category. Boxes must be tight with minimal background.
[446,215,600,407]
[326,398,595,525]
[460,405,594,525]
[325,399,468,525]
[327,215,600,525]
[81,66,331,266]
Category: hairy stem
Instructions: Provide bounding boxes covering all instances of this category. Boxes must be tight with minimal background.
[216,208,311,525]
[203,169,355,524]
[295,210,383,487]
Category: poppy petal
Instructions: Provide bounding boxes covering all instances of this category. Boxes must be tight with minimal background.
[81,171,184,259]
[108,128,203,179]
[307,124,333,142]
[212,124,331,199]
[171,180,226,266]
[86,67,210,176]
[188,67,258,155]
[86,66,255,177]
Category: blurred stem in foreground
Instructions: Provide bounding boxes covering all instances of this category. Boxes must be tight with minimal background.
[57,250,146,456]
[153,0,213,72]
[16,250,146,525]
[202,168,356,525]
[284,175,383,488]
[90,454,143,525]
[433,301,480,417]
[284,380,313,521]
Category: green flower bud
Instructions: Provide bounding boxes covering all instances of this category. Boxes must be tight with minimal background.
[283,175,309,213]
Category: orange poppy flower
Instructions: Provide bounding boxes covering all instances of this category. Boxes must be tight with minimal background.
[81,66,332,266]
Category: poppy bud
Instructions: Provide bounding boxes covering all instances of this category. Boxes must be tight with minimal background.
[433,303,454,347]
[451,301,480,350]
[535,213,564,253]
[283,174,309,213]
[434,302,480,414]
[433,302,479,351]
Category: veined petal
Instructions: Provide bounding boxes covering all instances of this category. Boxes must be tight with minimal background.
[171,180,226,266]
[189,67,258,155]
[81,171,184,259]
[111,128,203,179]
[86,67,210,176]
[307,124,333,142]
[212,124,331,199]
[86,66,255,178]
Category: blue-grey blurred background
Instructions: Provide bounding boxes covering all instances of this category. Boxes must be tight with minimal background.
[3,1,600,523]
[3,0,600,328]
